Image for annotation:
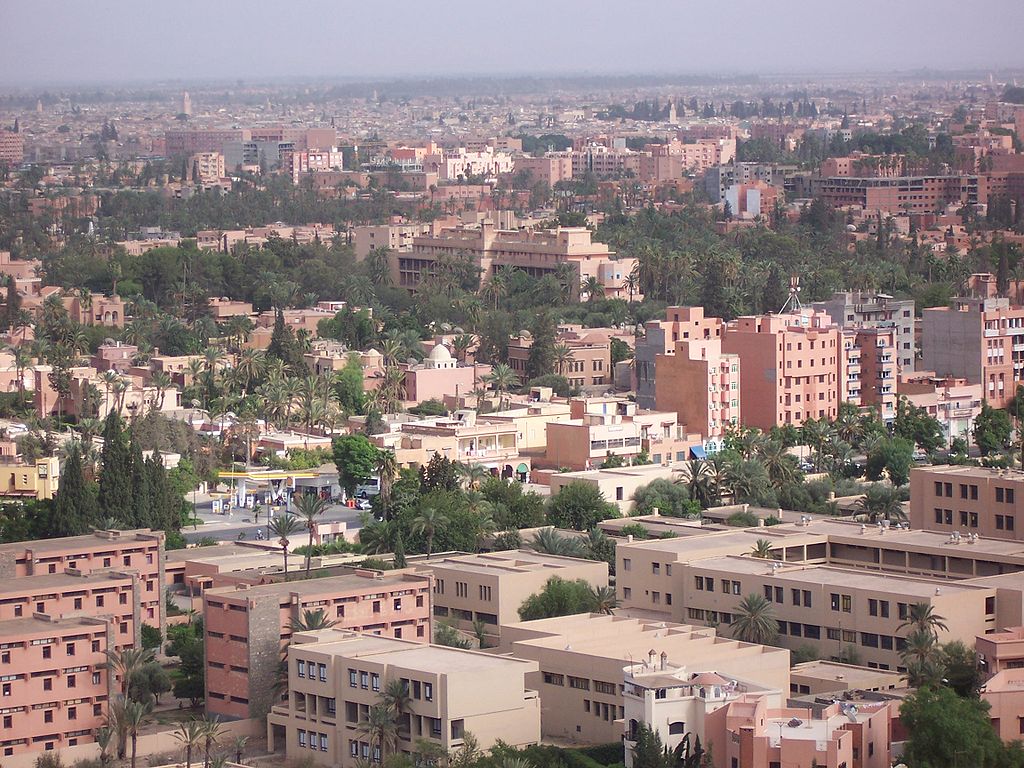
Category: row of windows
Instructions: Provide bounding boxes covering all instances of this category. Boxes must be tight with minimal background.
[298,660,328,683]
[2,639,103,663]
[298,729,328,752]
[694,576,741,595]
[763,586,812,608]
[934,480,1015,504]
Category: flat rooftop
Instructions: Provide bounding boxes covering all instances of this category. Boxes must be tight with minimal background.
[790,660,905,688]
[500,613,787,663]
[0,529,159,554]
[0,614,109,637]
[416,549,603,576]
[691,556,985,596]
[914,464,1024,481]
[0,569,133,594]
[203,570,427,601]
[295,630,536,673]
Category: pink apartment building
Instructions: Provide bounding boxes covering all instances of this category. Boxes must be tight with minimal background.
[203,570,432,720]
[401,345,489,405]
[0,529,165,633]
[0,615,115,757]
[922,296,1024,409]
[722,310,847,430]
[705,694,893,768]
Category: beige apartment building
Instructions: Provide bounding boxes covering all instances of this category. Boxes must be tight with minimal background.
[267,631,540,768]
[613,518,1024,671]
[395,224,638,302]
[416,550,608,645]
[909,464,1024,541]
[494,613,790,745]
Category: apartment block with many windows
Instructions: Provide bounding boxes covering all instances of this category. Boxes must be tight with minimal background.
[0,615,114,757]
[0,529,165,634]
[267,631,540,768]
[909,465,1024,541]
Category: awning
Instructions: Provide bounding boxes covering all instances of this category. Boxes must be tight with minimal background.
[689,446,707,459]
[516,463,529,474]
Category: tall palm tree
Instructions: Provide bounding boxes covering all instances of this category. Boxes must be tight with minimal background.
[551,343,575,376]
[750,539,775,559]
[356,703,399,762]
[150,370,173,411]
[99,369,120,414]
[174,719,205,768]
[292,492,329,577]
[96,725,115,767]
[485,363,517,411]
[412,506,450,556]
[6,344,33,398]
[288,608,338,633]
[268,512,302,580]
[381,677,413,736]
[898,603,949,636]
[233,349,267,395]
[528,527,586,558]
[359,519,397,555]
[376,450,399,519]
[730,593,778,645]
[588,585,619,615]
[106,647,155,697]
[855,484,908,524]
[124,700,149,768]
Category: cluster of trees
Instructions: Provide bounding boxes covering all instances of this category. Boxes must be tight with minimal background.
[52,411,188,544]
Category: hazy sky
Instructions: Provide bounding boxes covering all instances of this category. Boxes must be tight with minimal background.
[2,0,1023,86]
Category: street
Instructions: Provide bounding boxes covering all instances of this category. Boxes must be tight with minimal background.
[182,495,368,545]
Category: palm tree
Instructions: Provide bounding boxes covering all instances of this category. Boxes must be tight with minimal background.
[756,439,798,488]
[452,333,476,363]
[356,702,399,762]
[412,506,450,556]
[381,677,413,736]
[528,527,586,558]
[588,585,619,615]
[174,720,205,768]
[623,266,641,304]
[485,363,517,411]
[292,492,329,577]
[289,608,338,633]
[801,418,835,471]
[123,699,150,768]
[96,725,115,767]
[99,369,120,414]
[750,539,775,559]
[457,462,489,489]
[730,594,778,645]
[674,459,718,508]
[198,717,226,768]
[268,512,302,579]
[232,735,250,764]
[580,275,604,302]
[855,484,908,524]
[106,647,155,696]
[376,450,399,519]
[359,519,397,555]
[6,344,33,398]
[551,343,575,376]
[150,370,173,411]
[898,603,949,636]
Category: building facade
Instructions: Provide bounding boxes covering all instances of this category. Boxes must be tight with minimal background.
[203,571,432,719]
[267,631,540,768]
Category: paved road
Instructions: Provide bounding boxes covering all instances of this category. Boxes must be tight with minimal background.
[182,498,367,544]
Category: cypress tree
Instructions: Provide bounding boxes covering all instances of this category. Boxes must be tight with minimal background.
[393,532,407,569]
[129,437,152,529]
[267,310,303,371]
[51,443,96,537]
[147,450,180,533]
[98,412,133,524]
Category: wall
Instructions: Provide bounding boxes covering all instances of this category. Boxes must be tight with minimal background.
[0,719,263,768]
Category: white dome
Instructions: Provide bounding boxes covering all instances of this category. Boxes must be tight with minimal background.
[428,344,453,362]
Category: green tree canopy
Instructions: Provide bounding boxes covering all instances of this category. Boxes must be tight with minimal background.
[546,482,619,531]
[332,434,380,496]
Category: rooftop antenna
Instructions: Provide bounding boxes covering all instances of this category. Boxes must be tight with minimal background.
[779,274,803,314]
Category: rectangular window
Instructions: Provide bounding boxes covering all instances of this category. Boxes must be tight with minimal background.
[424,682,433,701]
[349,670,357,688]
[543,672,564,686]
[831,593,840,611]
[370,673,379,691]
[297,660,306,678]
[841,595,852,613]
[319,664,328,683]
[803,590,811,607]
[298,730,307,748]
[568,676,589,690]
